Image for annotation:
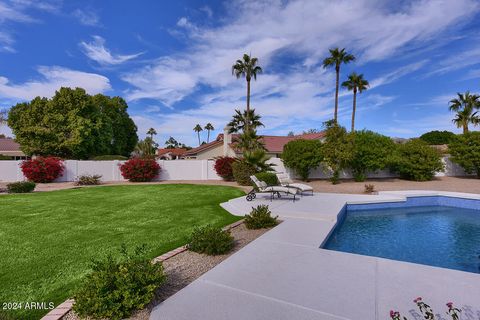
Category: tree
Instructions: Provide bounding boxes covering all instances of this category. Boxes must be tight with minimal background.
[448,132,480,177]
[0,109,7,125]
[282,139,323,181]
[147,128,157,140]
[193,124,203,146]
[165,136,179,149]
[227,109,264,133]
[419,130,456,145]
[322,48,356,123]
[448,91,480,134]
[342,72,369,132]
[322,124,353,184]
[8,87,138,159]
[235,129,265,153]
[204,123,214,143]
[243,149,274,172]
[287,131,295,137]
[348,130,395,181]
[133,137,157,158]
[232,54,262,131]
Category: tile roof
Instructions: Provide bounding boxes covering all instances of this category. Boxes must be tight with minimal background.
[157,148,187,156]
[0,138,21,151]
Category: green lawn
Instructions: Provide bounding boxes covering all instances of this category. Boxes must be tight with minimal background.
[0,184,244,319]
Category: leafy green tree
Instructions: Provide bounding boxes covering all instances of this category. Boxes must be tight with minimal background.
[449,91,480,134]
[448,132,480,177]
[322,124,353,184]
[232,54,262,131]
[227,109,264,133]
[323,48,355,123]
[419,130,456,145]
[8,87,138,159]
[282,139,323,181]
[204,123,214,142]
[389,139,444,181]
[348,130,394,181]
[193,124,203,146]
[342,72,369,132]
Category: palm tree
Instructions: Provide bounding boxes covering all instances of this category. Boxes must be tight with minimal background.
[341,72,369,132]
[449,91,480,134]
[235,129,265,152]
[147,128,157,140]
[193,124,203,146]
[323,48,356,123]
[204,123,214,143]
[232,53,262,131]
[227,109,264,133]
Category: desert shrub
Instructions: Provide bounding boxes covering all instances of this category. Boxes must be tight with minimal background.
[349,130,395,182]
[91,155,128,160]
[244,205,278,229]
[419,130,456,145]
[232,160,257,186]
[119,158,160,182]
[448,132,480,177]
[187,225,234,255]
[322,124,353,184]
[20,157,65,183]
[389,139,444,181]
[6,181,36,193]
[73,245,165,320]
[76,174,102,185]
[282,139,323,181]
[254,172,278,186]
[214,156,237,181]
[0,154,12,160]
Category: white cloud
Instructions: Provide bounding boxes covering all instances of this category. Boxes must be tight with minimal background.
[0,66,111,101]
[80,35,144,65]
[369,60,428,89]
[72,8,100,26]
[424,45,480,77]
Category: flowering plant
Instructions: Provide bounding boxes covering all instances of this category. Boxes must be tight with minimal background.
[21,157,65,183]
[214,156,237,181]
[390,297,461,320]
[119,158,160,182]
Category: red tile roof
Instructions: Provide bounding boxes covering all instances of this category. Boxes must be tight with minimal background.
[0,138,21,151]
[157,148,187,156]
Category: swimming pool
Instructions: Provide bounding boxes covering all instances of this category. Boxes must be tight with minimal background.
[323,196,480,274]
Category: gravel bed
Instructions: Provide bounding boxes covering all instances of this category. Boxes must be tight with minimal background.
[62,222,273,320]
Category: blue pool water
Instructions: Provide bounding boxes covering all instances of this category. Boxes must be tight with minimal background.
[324,200,480,274]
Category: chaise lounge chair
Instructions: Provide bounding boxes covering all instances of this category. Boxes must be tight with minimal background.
[246,175,298,202]
[275,172,314,196]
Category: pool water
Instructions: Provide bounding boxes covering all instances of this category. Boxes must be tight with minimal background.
[324,205,480,273]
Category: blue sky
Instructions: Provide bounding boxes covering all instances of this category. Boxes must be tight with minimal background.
[0,0,479,147]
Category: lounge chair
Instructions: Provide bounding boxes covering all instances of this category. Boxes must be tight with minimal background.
[246,175,298,202]
[275,172,314,196]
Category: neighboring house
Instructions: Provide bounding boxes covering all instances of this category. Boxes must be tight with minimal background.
[182,126,325,160]
[0,138,28,160]
[157,148,187,160]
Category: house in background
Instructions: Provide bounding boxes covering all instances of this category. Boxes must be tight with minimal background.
[0,138,28,160]
[157,148,187,160]
[182,126,325,160]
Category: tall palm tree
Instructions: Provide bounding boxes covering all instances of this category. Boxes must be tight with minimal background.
[193,124,203,146]
[227,109,264,133]
[232,53,262,131]
[341,72,369,132]
[449,91,480,134]
[323,48,356,123]
[147,128,157,140]
[204,123,214,143]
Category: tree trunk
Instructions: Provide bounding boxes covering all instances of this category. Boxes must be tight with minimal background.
[334,66,340,123]
[464,123,469,134]
[207,130,210,143]
[197,132,201,146]
[351,88,357,132]
[246,79,251,132]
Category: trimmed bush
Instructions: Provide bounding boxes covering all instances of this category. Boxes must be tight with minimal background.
[20,157,65,183]
[282,139,323,181]
[76,174,102,185]
[448,132,480,177]
[254,172,278,186]
[187,225,234,255]
[244,205,278,229]
[73,245,165,320]
[214,156,237,181]
[0,154,12,160]
[232,160,257,186]
[389,139,444,181]
[91,155,128,160]
[322,125,353,184]
[6,181,36,193]
[119,158,160,182]
[419,130,456,145]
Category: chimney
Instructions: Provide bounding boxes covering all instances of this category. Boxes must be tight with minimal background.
[223,125,232,156]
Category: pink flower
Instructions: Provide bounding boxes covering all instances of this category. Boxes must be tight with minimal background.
[413,297,422,303]
[446,302,453,308]
[390,310,394,317]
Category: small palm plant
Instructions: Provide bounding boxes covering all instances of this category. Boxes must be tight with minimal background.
[449,91,480,134]
[342,72,369,132]
[204,123,214,143]
[323,48,356,123]
[227,109,264,133]
[193,124,203,146]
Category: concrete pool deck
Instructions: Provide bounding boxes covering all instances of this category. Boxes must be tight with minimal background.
[150,191,480,320]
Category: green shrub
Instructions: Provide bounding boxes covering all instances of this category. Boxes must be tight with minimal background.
[322,124,353,184]
[448,132,480,177]
[244,205,278,229]
[232,160,257,186]
[187,225,234,255]
[6,181,36,193]
[349,130,395,182]
[282,139,323,181]
[389,139,444,181]
[254,172,278,186]
[419,130,456,145]
[76,174,102,185]
[0,154,12,160]
[91,155,128,160]
[73,245,165,320]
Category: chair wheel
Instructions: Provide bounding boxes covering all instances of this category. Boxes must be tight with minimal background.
[252,193,256,199]
[246,195,253,201]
